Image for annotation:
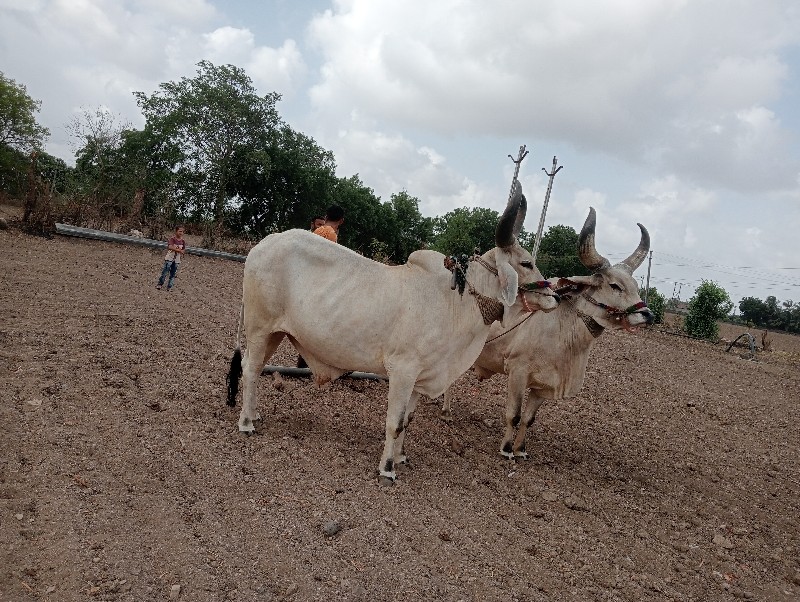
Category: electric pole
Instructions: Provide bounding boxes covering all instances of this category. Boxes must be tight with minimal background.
[531,156,563,263]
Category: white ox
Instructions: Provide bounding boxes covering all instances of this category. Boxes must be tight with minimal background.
[225,181,559,484]
[440,207,653,459]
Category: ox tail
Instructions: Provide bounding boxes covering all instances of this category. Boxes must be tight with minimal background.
[225,303,245,407]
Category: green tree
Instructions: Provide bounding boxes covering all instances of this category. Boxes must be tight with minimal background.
[134,61,282,228]
[684,280,733,340]
[739,296,768,326]
[68,108,134,222]
[328,174,385,253]
[642,286,666,324]
[0,72,49,152]
[431,206,499,257]
[535,224,590,278]
[382,191,434,262]
[228,124,337,237]
[0,72,50,196]
[115,125,183,229]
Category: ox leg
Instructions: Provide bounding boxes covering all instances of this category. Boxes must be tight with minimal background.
[238,332,284,433]
[378,376,416,485]
[394,392,419,466]
[512,391,545,459]
[500,370,528,459]
[439,386,454,423]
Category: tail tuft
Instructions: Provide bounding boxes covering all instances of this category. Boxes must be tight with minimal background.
[226,348,243,407]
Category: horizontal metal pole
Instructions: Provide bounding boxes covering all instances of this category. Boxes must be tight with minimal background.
[55,223,247,262]
[262,365,387,381]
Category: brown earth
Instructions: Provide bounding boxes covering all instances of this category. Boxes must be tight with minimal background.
[1,221,799,602]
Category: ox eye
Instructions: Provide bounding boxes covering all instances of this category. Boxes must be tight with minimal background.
[520,261,534,269]
[610,283,622,291]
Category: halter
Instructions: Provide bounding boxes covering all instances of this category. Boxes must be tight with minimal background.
[444,254,554,325]
[583,295,647,316]
[556,285,647,338]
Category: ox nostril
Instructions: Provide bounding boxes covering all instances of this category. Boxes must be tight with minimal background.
[642,309,654,324]
[552,294,561,303]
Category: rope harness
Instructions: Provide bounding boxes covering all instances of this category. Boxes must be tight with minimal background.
[444,254,554,326]
[555,285,648,338]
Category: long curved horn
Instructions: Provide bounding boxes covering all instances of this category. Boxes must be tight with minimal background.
[512,193,527,239]
[614,223,650,273]
[496,180,522,249]
[578,207,611,272]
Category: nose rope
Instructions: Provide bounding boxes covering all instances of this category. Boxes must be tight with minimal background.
[584,295,648,316]
[468,254,554,296]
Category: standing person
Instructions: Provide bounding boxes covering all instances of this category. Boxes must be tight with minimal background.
[156,225,186,291]
[310,215,325,231]
[313,205,345,242]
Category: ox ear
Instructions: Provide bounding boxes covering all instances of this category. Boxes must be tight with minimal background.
[496,254,519,307]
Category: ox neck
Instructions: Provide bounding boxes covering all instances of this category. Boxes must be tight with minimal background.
[468,253,504,325]
[444,252,504,325]
[564,294,605,339]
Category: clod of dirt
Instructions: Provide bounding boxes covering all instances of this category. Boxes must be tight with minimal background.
[169,584,181,600]
[322,521,342,537]
[563,495,588,511]
[713,533,735,549]
[449,436,465,456]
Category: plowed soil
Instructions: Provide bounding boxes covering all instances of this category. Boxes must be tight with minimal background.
[1,222,799,602]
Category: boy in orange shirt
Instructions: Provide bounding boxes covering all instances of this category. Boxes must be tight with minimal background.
[313,205,344,242]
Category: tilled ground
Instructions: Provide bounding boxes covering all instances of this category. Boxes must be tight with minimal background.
[1,226,799,602]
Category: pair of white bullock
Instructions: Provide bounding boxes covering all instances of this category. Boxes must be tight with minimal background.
[226,181,653,484]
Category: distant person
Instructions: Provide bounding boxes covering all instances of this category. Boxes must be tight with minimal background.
[310,215,325,231]
[313,205,345,243]
[156,225,186,291]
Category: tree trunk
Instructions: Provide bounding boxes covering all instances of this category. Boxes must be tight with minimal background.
[127,188,146,229]
[22,152,39,224]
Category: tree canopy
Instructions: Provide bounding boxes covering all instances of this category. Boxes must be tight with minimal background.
[431,206,499,257]
[134,61,284,227]
[0,72,49,152]
[738,295,800,333]
[534,224,591,278]
[0,72,51,195]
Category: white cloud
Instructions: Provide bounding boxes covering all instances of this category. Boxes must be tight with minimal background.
[307,0,800,193]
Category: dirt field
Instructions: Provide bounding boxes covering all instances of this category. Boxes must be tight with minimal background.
[1,224,799,602]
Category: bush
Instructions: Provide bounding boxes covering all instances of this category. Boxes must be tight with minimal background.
[641,287,666,324]
[684,280,734,340]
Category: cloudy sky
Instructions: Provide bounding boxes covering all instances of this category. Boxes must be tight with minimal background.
[3,0,800,305]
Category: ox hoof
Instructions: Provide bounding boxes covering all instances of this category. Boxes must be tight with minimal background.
[238,418,257,434]
[439,410,453,423]
[499,450,514,460]
[514,451,529,461]
[378,471,396,487]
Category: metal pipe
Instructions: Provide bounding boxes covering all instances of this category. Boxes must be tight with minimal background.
[262,365,387,381]
[55,223,247,262]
